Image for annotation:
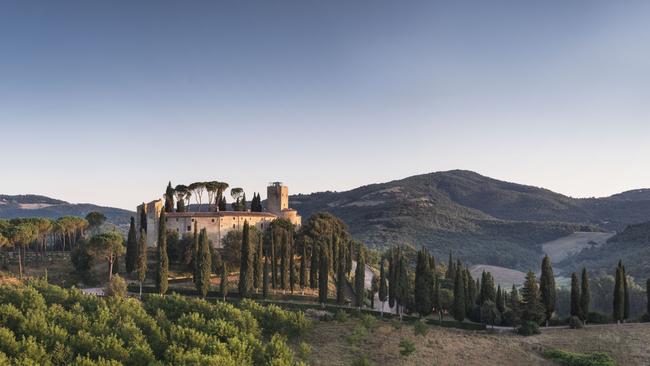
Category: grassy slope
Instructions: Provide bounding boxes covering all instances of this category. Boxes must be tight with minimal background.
[302,318,650,366]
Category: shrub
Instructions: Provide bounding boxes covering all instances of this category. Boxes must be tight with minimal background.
[346,325,368,345]
[359,313,376,329]
[399,338,416,357]
[320,312,334,322]
[586,312,611,324]
[413,321,428,336]
[106,275,127,298]
[543,349,615,366]
[568,316,583,329]
[334,309,349,322]
[298,342,311,360]
[351,354,372,366]
[517,321,540,336]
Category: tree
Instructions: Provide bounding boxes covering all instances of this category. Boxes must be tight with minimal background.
[289,242,297,294]
[570,272,581,318]
[480,271,496,305]
[510,285,521,327]
[88,231,125,283]
[137,229,148,297]
[299,244,307,292]
[481,300,500,328]
[580,268,590,322]
[85,212,106,229]
[496,285,505,314]
[280,231,289,290]
[215,182,229,211]
[379,260,388,316]
[204,181,219,212]
[453,268,466,321]
[220,264,229,301]
[156,211,169,295]
[520,271,544,324]
[164,181,175,212]
[174,185,188,212]
[434,277,442,321]
[125,217,137,274]
[218,196,227,211]
[139,205,147,233]
[336,238,346,304]
[230,188,244,211]
[254,233,263,291]
[239,221,253,298]
[318,246,329,305]
[309,242,318,289]
[446,251,455,280]
[195,229,212,297]
[646,279,650,317]
[263,256,270,298]
[414,249,433,317]
[188,182,206,211]
[354,244,366,308]
[620,261,630,321]
[6,222,38,279]
[613,266,625,323]
[539,255,556,326]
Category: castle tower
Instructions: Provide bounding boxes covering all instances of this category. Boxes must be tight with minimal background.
[266,182,288,214]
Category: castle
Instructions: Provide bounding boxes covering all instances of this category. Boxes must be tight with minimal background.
[137,182,301,248]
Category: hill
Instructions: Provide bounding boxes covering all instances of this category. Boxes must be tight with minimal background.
[290,170,649,271]
[559,221,650,281]
[0,194,134,226]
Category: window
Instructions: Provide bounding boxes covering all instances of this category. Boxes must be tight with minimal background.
[233,224,236,229]
[191,218,194,222]
[187,226,191,231]
[212,219,215,222]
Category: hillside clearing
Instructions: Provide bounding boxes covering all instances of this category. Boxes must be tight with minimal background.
[542,232,614,263]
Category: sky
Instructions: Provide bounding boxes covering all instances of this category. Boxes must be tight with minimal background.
[1,0,649,210]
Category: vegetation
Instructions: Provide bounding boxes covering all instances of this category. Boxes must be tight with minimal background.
[543,349,615,366]
[0,280,307,365]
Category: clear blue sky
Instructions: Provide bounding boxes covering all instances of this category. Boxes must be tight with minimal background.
[1,0,649,210]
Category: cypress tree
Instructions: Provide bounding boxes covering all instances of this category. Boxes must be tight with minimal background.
[480,271,496,305]
[646,279,650,316]
[156,211,169,295]
[496,285,505,314]
[220,263,229,301]
[434,277,442,321]
[379,260,388,316]
[280,231,289,290]
[310,243,318,289]
[318,246,329,304]
[299,244,307,290]
[346,240,353,276]
[388,248,397,309]
[446,251,455,280]
[621,262,630,321]
[336,239,346,304]
[164,182,175,212]
[414,249,433,317]
[253,243,261,290]
[218,196,227,211]
[137,229,147,298]
[271,230,277,289]
[453,267,466,321]
[139,204,147,233]
[262,256,269,298]
[192,222,199,286]
[354,244,366,308]
[539,255,557,326]
[510,285,521,327]
[239,220,253,298]
[289,243,297,293]
[256,232,264,290]
[570,272,581,318]
[396,250,409,320]
[464,268,472,317]
[521,271,543,324]
[613,266,625,323]
[580,268,590,321]
[195,229,212,297]
[467,269,476,311]
[126,217,137,274]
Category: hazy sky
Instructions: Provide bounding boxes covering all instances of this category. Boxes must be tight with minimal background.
[1,0,649,210]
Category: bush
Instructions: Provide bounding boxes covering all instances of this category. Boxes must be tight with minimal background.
[106,275,127,298]
[359,313,376,329]
[543,348,615,366]
[346,325,368,345]
[586,312,611,324]
[351,354,372,366]
[334,309,349,322]
[298,342,311,360]
[320,313,334,322]
[517,321,540,336]
[568,316,583,329]
[399,338,416,357]
[413,321,428,336]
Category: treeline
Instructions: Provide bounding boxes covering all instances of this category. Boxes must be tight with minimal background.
[0,279,308,365]
[0,215,94,278]
[163,181,263,213]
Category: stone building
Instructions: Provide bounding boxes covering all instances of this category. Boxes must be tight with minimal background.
[136,182,301,248]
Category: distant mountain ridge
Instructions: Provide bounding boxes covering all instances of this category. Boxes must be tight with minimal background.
[0,194,134,226]
[290,170,650,270]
